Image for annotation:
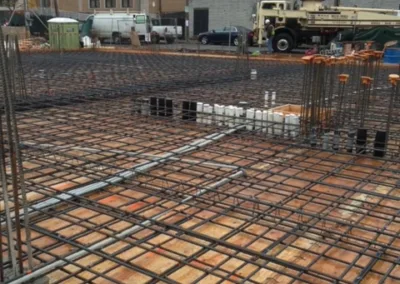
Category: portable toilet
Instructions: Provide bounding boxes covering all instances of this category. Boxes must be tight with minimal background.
[48,18,80,50]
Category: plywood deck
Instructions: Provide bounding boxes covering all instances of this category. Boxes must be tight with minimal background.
[0,98,398,284]
[1,51,400,284]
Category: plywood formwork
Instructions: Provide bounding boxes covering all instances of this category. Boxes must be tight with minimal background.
[0,98,397,284]
[2,51,400,284]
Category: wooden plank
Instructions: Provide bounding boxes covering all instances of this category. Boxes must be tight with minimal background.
[132,251,178,274]
[168,266,204,283]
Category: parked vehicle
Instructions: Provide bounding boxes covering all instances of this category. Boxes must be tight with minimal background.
[198,26,254,46]
[152,18,183,44]
[88,13,154,44]
[253,0,400,53]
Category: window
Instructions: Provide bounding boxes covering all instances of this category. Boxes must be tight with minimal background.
[152,19,161,26]
[135,15,146,24]
[41,0,51,7]
[122,0,132,8]
[224,27,237,32]
[89,0,100,8]
[105,0,116,8]
[262,3,276,10]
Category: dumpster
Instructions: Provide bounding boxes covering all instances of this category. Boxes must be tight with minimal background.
[384,48,400,64]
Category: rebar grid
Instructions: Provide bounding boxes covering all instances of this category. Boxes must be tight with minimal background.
[1,49,400,284]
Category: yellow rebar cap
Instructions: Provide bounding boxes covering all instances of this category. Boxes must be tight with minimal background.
[339,74,350,83]
[389,74,400,86]
[361,76,373,86]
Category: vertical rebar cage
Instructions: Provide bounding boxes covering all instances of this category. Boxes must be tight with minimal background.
[0,29,33,281]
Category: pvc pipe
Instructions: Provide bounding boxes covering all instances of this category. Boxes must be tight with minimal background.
[141,99,149,116]
[196,102,203,124]
[264,91,269,108]
[273,112,284,136]
[271,92,276,107]
[250,69,257,80]
[226,106,235,127]
[214,104,222,126]
[267,111,274,135]
[284,115,291,138]
[255,110,263,131]
[346,130,355,153]
[219,104,226,126]
[202,104,209,125]
[12,125,245,221]
[333,131,340,151]
[262,110,268,133]
[10,169,245,284]
[235,107,244,125]
[207,104,214,125]
[322,133,330,150]
[246,109,255,131]
[222,105,229,126]
[290,115,300,138]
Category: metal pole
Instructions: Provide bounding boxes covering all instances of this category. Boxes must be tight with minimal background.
[185,0,189,42]
[4,39,24,275]
[0,115,18,278]
[23,0,29,28]
[228,23,231,49]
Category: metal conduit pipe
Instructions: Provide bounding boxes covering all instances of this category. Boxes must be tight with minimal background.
[12,125,245,220]
[9,169,245,284]
[21,144,240,170]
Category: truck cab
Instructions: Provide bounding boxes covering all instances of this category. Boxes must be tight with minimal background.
[254,0,303,52]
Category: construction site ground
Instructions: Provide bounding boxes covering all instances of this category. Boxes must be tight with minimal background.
[2,50,400,284]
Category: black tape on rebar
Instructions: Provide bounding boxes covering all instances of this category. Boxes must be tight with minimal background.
[356,129,367,154]
[346,131,355,153]
[190,102,197,121]
[182,101,189,120]
[158,98,166,117]
[150,97,157,116]
[166,99,173,117]
[182,101,197,121]
[373,131,387,158]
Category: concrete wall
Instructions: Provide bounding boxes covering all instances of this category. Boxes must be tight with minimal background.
[189,0,258,37]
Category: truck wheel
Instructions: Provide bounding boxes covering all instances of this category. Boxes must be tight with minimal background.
[151,33,160,44]
[273,33,294,53]
[166,37,175,44]
[201,36,209,45]
[112,33,122,44]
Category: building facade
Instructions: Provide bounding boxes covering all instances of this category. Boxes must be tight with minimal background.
[189,0,400,37]
[189,0,258,37]
[29,0,185,17]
